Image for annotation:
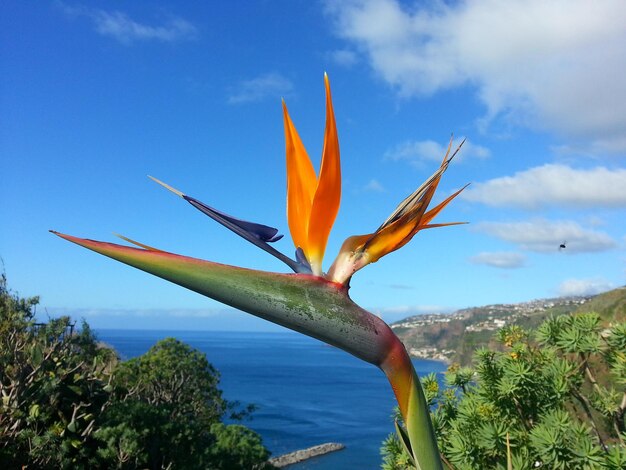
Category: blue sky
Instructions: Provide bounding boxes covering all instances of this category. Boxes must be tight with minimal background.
[2,0,625,330]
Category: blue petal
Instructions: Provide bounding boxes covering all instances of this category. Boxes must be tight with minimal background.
[184,196,282,243]
[295,247,312,271]
[149,175,310,274]
[184,196,310,274]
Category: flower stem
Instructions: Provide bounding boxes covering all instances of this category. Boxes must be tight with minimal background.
[380,336,443,470]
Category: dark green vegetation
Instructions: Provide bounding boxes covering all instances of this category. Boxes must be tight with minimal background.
[394,287,626,365]
[0,273,271,469]
[383,312,626,469]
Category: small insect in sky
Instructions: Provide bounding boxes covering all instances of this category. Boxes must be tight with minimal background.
[559,241,567,250]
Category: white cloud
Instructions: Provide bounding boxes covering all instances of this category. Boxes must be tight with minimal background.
[330,49,359,67]
[385,138,489,165]
[557,278,615,297]
[228,73,294,104]
[475,219,616,253]
[60,4,197,44]
[463,164,626,209]
[469,251,526,269]
[363,178,385,192]
[325,0,626,152]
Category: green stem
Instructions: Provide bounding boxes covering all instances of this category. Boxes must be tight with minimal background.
[381,336,443,470]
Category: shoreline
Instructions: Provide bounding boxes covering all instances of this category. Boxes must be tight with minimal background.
[409,353,451,365]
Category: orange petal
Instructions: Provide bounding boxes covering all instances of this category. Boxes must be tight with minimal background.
[363,139,462,260]
[422,183,469,225]
[366,183,468,260]
[328,140,465,284]
[283,101,317,254]
[376,139,452,232]
[363,212,420,263]
[307,74,341,274]
[404,139,453,221]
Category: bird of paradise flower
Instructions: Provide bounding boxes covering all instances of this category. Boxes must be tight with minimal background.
[52,74,466,469]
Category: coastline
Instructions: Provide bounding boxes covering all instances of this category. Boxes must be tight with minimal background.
[408,350,451,365]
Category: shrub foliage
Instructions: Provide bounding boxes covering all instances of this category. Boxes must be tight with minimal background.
[383,314,626,469]
[0,273,270,469]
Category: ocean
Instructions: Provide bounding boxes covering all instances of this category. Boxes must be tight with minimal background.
[97,329,446,469]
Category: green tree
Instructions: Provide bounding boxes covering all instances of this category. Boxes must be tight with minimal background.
[209,423,272,469]
[0,274,272,469]
[98,337,270,469]
[382,314,626,469]
[0,272,116,468]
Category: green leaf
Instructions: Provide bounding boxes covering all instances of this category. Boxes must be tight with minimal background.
[395,419,417,468]
[30,344,43,366]
[67,419,77,433]
[29,403,40,419]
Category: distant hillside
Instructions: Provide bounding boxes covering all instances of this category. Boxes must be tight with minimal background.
[572,286,626,321]
[393,286,626,366]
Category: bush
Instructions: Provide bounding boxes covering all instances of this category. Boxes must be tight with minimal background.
[0,273,271,469]
[0,272,115,468]
[382,314,626,469]
[98,338,270,469]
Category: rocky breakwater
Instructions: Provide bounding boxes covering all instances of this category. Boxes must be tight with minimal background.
[269,442,345,468]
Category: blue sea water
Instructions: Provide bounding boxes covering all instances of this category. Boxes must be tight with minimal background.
[97,329,446,469]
